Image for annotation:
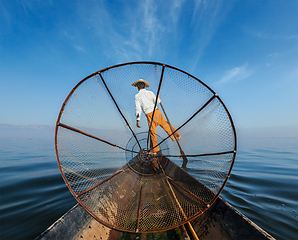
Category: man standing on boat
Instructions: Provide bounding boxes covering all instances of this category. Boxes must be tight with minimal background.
[132,79,181,154]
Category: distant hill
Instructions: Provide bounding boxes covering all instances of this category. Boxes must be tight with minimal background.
[0,124,55,139]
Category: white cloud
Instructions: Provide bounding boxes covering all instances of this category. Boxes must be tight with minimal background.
[190,0,234,71]
[246,27,298,41]
[216,63,253,85]
[267,52,279,58]
[285,35,298,40]
[140,0,161,58]
[78,0,166,61]
[266,52,279,67]
[192,0,203,20]
[170,0,186,25]
[63,31,75,40]
[73,45,87,53]
[75,0,234,64]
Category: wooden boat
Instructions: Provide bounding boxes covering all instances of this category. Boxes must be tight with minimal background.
[36,196,275,240]
[37,153,275,240]
[42,62,276,239]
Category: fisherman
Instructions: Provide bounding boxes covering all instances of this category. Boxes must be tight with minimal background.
[132,79,181,155]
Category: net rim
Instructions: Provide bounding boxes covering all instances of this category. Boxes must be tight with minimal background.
[54,61,237,233]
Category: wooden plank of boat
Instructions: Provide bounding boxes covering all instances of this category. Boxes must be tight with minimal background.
[190,197,275,240]
[35,197,275,240]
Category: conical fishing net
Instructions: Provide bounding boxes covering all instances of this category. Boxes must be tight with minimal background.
[55,62,237,233]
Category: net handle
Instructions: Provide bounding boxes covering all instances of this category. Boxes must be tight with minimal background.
[159,102,189,168]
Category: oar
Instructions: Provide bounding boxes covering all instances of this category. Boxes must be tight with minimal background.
[156,159,199,239]
[159,103,189,168]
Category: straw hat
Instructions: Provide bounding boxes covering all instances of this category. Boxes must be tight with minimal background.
[132,79,150,88]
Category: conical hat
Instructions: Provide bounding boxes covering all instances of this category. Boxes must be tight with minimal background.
[132,79,150,88]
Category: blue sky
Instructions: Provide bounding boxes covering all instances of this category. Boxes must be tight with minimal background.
[0,0,297,138]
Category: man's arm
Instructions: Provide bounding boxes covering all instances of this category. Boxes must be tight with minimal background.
[157,95,161,104]
[150,91,161,105]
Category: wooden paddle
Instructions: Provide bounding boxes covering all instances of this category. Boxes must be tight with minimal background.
[159,103,188,168]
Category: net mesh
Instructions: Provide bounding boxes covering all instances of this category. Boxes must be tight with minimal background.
[55,62,236,233]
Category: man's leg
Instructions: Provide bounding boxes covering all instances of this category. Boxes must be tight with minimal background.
[146,112,160,152]
[149,128,160,152]
[157,109,181,141]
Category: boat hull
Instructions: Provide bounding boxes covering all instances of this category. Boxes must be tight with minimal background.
[36,197,275,240]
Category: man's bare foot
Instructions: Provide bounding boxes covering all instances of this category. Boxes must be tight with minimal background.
[150,151,162,157]
[148,151,155,156]
[176,134,181,141]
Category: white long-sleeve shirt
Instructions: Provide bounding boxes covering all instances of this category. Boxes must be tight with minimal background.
[135,89,161,121]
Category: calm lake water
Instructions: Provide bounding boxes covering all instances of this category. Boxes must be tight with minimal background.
[0,138,297,239]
